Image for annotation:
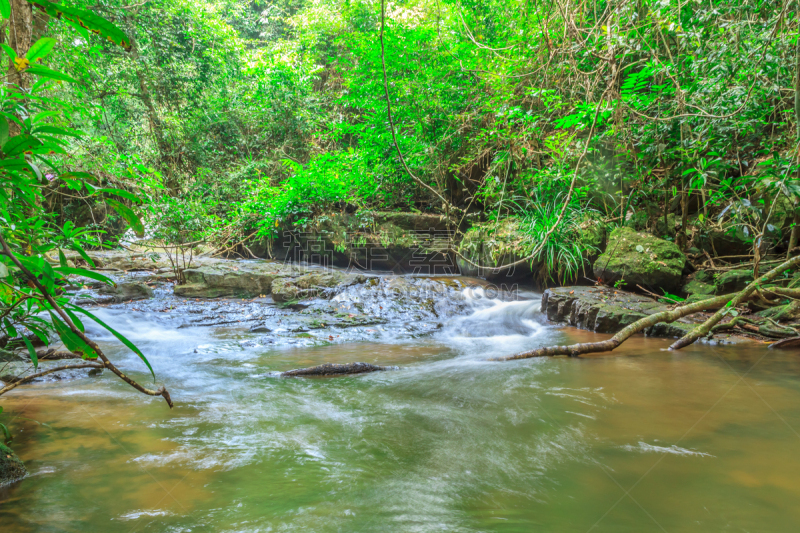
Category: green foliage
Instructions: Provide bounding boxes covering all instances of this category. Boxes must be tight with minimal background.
[0,4,155,399]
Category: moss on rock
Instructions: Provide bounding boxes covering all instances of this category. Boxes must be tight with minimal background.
[593,227,686,292]
[0,443,27,486]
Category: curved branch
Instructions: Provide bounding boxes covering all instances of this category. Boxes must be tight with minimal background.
[0,362,103,396]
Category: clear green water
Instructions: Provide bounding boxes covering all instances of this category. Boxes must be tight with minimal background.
[2,293,800,532]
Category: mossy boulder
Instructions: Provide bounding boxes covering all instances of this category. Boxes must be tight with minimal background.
[593,227,686,292]
[0,443,27,486]
[251,211,455,273]
[456,219,537,280]
[714,269,753,295]
[682,278,716,298]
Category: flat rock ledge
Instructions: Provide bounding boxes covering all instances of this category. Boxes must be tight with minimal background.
[542,286,695,338]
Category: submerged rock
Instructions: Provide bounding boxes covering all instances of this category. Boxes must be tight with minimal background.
[593,227,686,293]
[281,362,397,377]
[542,286,694,337]
[0,443,27,486]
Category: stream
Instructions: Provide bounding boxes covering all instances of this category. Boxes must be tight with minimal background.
[2,269,800,532]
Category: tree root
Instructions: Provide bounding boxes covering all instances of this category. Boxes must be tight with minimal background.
[280,362,397,377]
[709,317,798,339]
[670,254,800,350]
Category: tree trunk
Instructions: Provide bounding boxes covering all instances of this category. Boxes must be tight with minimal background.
[6,0,32,136]
[7,0,32,88]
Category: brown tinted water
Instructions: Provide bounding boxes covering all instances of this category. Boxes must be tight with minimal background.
[1,291,800,532]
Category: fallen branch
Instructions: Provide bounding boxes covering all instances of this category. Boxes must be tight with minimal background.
[37,349,81,360]
[670,254,800,350]
[0,363,104,395]
[280,362,397,377]
[493,293,736,361]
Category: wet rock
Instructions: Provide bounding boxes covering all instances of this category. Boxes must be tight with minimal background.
[251,211,457,274]
[0,443,27,486]
[175,263,295,298]
[714,269,753,294]
[249,325,272,333]
[456,218,537,280]
[97,282,154,303]
[682,278,715,298]
[271,271,365,303]
[542,286,694,337]
[593,227,686,293]
[0,348,24,363]
[281,362,397,377]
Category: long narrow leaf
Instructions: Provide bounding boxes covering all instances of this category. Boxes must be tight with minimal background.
[53,266,115,286]
[22,337,38,370]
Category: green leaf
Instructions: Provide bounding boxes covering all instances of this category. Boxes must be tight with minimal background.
[49,313,98,360]
[25,66,78,84]
[54,266,115,286]
[107,199,144,237]
[0,43,16,60]
[3,134,43,156]
[58,248,68,268]
[33,124,81,138]
[96,188,141,203]
[25,37,57,62]
[29,1,132,51]
[0,422,10,443]
[22,337,38,370]
[64,308,85,333]
[3,318,17,338]
[0,0,10,19]
[71,305,155,380]
[70,241,95,268]
[0,117,8,147]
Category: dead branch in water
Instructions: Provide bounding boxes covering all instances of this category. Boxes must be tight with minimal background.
[0,363,105,395]
[281,362,397,377]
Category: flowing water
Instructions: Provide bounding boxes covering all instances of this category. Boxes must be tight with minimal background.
[2,278,800,532]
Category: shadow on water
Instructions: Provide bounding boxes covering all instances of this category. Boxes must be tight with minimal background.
[2,277,800,532]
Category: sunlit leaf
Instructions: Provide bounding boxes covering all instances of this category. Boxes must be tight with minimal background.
[25,37,57,62]
[29,1,132,51]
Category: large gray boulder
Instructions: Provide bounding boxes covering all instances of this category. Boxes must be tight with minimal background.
[594,227,686,293]
[542,286,694,337]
